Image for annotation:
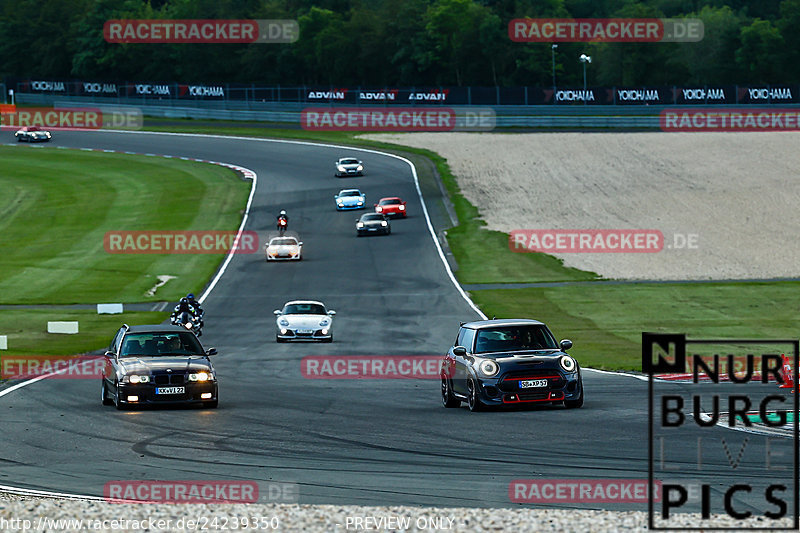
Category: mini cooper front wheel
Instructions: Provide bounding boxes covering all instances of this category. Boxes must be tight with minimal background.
[441,377,460,408]
[564,384,584,409]
[467,378,484,412]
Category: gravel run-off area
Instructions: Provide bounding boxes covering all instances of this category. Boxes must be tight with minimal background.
[364,132,800,280]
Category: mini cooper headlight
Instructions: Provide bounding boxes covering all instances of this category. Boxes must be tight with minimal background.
[279,319,289,327]
[129,375,149,384]
[477,359,499,378]
[560,355,576,372]
[188,372,210,382]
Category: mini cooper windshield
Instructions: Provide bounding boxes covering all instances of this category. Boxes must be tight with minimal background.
[283,303,327,315]
[120,332,205,356]
[473,325,558,354]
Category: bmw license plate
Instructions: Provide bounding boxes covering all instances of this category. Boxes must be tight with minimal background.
[519,379,548,388]
[155,386,185,395]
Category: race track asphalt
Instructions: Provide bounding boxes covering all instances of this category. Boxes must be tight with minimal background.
[0,131,795,519]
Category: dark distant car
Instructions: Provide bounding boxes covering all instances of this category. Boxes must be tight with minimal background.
[101,324,218,409]
[374,197,407,218]
[335,157,364,177]
[356,213,390,236]
[15,126,51,142]
[441,319,583,412]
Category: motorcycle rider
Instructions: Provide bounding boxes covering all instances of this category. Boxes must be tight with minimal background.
[186,293,204,327]
[276,210,288,233]
[171,297,197,326]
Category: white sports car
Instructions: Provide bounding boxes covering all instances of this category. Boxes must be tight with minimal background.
[265,236,302,261]
[274,300,335,343]
[335,157,364,177]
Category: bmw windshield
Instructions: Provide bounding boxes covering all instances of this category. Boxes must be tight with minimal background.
[120,332,205,356]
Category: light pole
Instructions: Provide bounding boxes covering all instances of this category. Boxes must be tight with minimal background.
[551,44,558,100]
[579,54,591,105]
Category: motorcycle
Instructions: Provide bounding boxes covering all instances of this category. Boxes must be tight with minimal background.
[172,311,203,337]
[277,216,288,236]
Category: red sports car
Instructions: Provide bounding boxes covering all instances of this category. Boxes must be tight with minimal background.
[374,197,407,218]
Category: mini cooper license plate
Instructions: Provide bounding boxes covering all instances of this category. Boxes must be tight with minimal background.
[519,379,548,388]
[156,386,185,395]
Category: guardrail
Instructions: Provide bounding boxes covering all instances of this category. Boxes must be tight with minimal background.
[14,93,800,130]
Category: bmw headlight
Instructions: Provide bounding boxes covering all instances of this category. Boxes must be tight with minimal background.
[477,359,499,378]
[188,372,211,382]
[128,375,150,384]
[279,318,289,327]
[380,221,388,227]
[375,206,383,212]
[560,355,576,372]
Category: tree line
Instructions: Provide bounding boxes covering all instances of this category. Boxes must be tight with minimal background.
[1,0,798,86]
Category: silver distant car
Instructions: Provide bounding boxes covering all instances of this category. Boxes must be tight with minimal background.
[265,236,302,261]
[335,157,364,177]
[274,300,335,343]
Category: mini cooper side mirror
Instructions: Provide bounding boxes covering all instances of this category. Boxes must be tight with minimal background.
[453,346,467,356]
[206,348,217,356]
[273,310,282,316]
[560,339,573,351]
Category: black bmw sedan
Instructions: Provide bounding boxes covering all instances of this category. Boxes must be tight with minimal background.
[101,324,218,410]
[441,319,583,412]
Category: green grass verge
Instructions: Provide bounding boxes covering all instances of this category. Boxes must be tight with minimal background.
[470,281,800,371]
[0,145,250,304]
[0,309,167,356]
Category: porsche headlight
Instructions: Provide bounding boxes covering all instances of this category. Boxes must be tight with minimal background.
[477,359,499,378]
[319,319,330,327]
[128,374,149,384]
[279,318,289,327]
[356,165,363,171]
[375,206,383,212]
[188,372,210,382]
[357,201,363,205]
[357,222,364,228]
[560,355,576,372]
